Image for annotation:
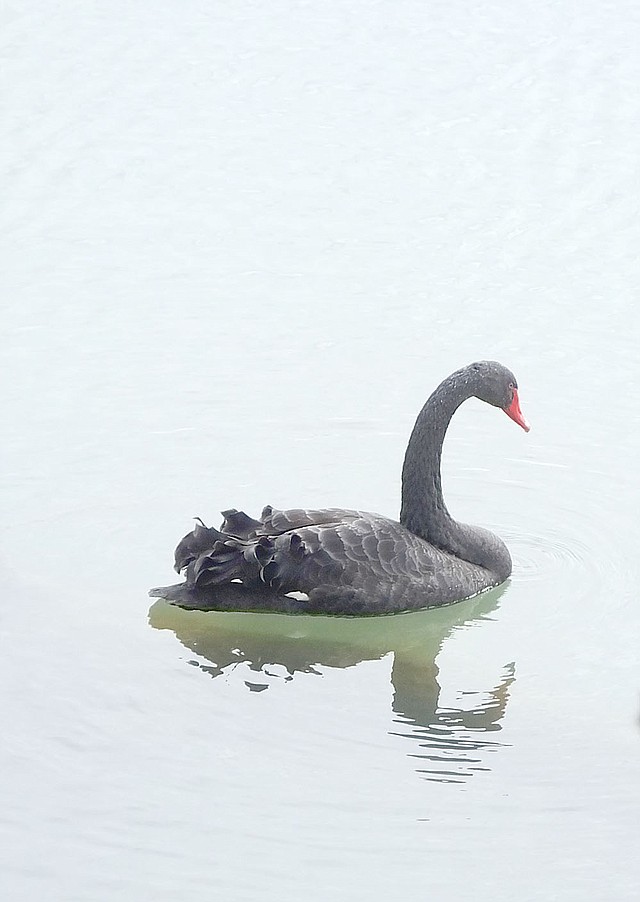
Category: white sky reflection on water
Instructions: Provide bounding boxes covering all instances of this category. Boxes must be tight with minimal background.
[1,1,640,900]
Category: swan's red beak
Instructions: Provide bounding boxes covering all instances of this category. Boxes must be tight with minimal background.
[504,389,530,432]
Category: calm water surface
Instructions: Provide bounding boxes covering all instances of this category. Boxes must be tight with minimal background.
[2,2,640,900]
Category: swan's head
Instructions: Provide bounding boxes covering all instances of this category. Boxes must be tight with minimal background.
[470,360,531,432]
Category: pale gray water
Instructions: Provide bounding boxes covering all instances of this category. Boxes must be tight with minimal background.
[2,1,640,899]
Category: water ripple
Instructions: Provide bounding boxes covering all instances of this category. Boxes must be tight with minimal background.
[507,528,596,586]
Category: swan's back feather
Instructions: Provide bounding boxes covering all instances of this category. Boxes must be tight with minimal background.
[163,505,501,614]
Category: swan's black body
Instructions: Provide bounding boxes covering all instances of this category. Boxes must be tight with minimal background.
[150,361,529,615]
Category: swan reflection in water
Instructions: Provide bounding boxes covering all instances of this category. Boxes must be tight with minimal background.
[148,585,514,783]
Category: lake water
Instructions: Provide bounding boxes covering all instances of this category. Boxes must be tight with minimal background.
[2,2,640,899]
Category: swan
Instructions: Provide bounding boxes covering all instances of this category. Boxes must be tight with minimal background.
[150,360,529,615]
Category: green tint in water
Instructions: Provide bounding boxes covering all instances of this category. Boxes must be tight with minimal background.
[150,586,514,783]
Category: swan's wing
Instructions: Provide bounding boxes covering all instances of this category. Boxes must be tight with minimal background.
[165,510,463,614]
[216,505,362,538]
[173,505,364,588]
[257,505,362,535]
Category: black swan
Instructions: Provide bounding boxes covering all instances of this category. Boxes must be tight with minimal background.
[150,361,529,615]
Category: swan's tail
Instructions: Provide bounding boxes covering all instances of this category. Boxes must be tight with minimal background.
[172,509,310,591]
[174,520,263,588]
[148,581,307,613]
[148,581,368,615]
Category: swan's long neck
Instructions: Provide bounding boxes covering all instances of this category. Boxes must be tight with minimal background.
[400,370,470,544]
[399,367,511,581]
